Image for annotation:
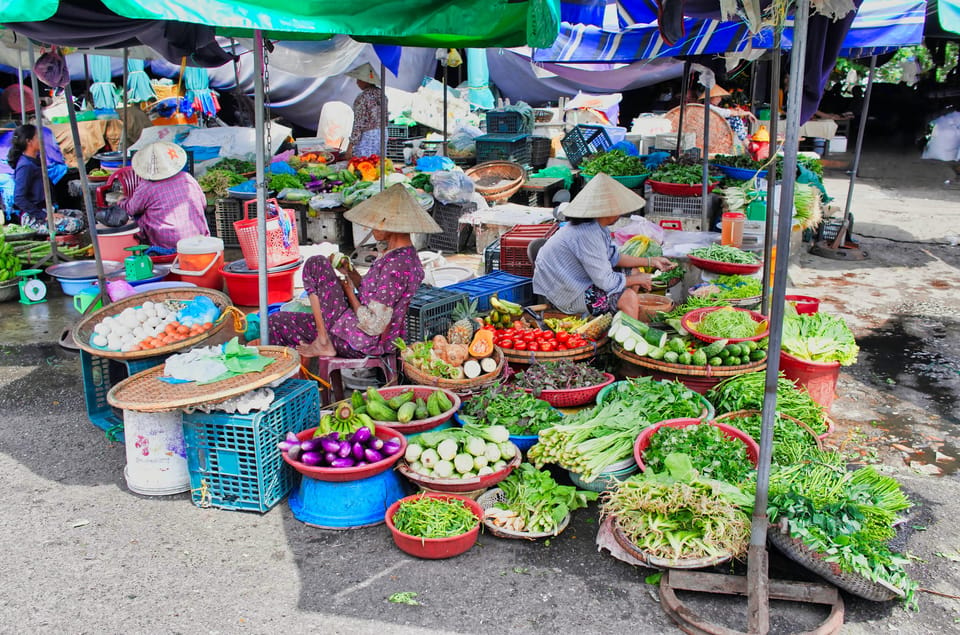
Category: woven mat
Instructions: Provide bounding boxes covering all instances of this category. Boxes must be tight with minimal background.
[107,346,300,412]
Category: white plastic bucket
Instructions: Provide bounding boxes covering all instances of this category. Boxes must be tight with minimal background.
[418,250,446,271]
[424,265,473,287]
[123,410,190,496]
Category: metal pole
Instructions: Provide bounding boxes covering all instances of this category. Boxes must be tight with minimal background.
[26,45,59,264]
[17,49,26,126]
[121,49,129,167]
[842,55,876,223]
[442,64,448,157]
[676,61,691,158]
[761,39,782,316]
[701,91,710,223]
[82,54,91,107]
[254,30,269,344]
[379,63,387,192]
[748,2,809,633]
[64,81,108,299]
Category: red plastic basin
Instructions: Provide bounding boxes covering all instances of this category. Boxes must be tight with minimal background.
[282,425,407,482]
[220,263,296,306]
[385,492,482,559]
[785,295,820,315]
[780,351,840,413]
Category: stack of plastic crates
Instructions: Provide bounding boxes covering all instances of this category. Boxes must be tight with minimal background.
[644,193,710,232]
[386,124,425,163]
[485,110,532,135]
[475,134,532,165]
[405,285,469,343]
[81,350,169,441]
[499,224,558,278]
[442,271,534,312]
[214,198,244,247]
[427,201,475,254]
[561,125,612,168]
[530,137,552,169]
[181,379,320,512]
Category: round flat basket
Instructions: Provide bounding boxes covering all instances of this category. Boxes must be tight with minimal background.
[397,448,522,493]
[502,336,608,366]
[681,307,770,344]
[402,347,505,393]
[727,295,762,309]
[767,523,902,601]
[477,488,570,540]
[350,385,461,434]
[687,255,763,275]
[74,288,235,360]
[711,164,768,181]
[106,346,300,412]
[612,342,767,377]
[612,517,735,570]
[519,372,616,408]
[465,161,525,204]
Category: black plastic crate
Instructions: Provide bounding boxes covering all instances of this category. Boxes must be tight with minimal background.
[484,238,501,274]
[428,201,476,254]
[387,123,424,139]
[475,133,531,165]
[405,285,469,343]
[485,110,531,135]
[561,125,612,167]
[530,136,551,168]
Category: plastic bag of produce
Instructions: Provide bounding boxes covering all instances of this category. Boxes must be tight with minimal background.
[612,215,665,247]
[430,170,475,205]
[278,188,313,202]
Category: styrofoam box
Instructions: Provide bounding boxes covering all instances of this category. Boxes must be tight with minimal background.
[655,132,696,151]
[829,136,848,153]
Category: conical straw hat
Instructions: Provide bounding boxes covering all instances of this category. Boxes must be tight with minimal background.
[132,141,187,181]
[560,172,645,218]
[345,62,381,87]
[344,183,442,234]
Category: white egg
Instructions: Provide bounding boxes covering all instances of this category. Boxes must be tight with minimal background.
[112,326,130,339]
[92,334,108,347]
[146,316,161,328]
[156,305,169,318]
[132,326,146,340]
[94,322,110,336]
[107,337,122,351]
[121,307,137,321]
[142,301,155,312]
[135,307,149,322]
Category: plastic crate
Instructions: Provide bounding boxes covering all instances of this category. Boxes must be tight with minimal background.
[484,238,501,274]
[181,379,320,512]
[387,124,424,139]
[405,285,469,343]
[442,271,534,312]
[427,201,475,254]
[644,193,710,232]
[475,133,532,165]
[530,136,552,168]
[386,137,425,163]
[214,198,243,247]
[561,125,612,167]
[486,110,530,135]
[499,223,559,278]
[81,350,167,440]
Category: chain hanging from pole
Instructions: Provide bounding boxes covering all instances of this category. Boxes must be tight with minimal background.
[263,41,273,189]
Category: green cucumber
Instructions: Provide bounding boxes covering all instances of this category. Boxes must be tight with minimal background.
[750,349,767,362]
[691,349,708,366]
[700,339,729,357]
[667,337,687,354]
[708,356,724,366]
[647,346,666,360]
[679,352,693,365]
[643,326,669,349]
[663,351,680,364]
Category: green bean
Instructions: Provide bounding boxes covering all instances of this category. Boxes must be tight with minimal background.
[689,244,759,264]
[392,495,477,538]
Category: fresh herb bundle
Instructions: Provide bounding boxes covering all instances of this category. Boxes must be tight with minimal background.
[580,149,648,176]
[723,413,819,464]
[493,464,597,534]
[708,372,828,435]
[392,495,478,538]
[459,385,563,436]
[512,359,607,392]
[643,424,753,484]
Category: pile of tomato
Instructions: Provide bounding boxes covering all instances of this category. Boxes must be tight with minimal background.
[487,325,592,352]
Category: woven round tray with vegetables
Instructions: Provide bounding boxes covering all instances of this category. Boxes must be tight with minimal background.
[613,342,767,377]
[399,424,522,493]
[340,385,461,434]
[611,517,736,570]
[478,487,571,540]
[512,359,616,408]
[681,307,770,344]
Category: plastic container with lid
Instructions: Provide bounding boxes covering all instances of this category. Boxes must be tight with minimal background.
[169,236,225,290]
[721,212,745,248]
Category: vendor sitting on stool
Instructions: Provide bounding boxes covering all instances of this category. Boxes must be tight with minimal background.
[118,141,209,249]
[269,183,442,358]
[533,173,675,321]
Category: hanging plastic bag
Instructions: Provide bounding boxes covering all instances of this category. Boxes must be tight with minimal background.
[33,48,70,88]
[430,170,475,205]
[612,215,666,246]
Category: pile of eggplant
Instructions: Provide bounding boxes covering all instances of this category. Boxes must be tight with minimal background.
[279,427,402,469]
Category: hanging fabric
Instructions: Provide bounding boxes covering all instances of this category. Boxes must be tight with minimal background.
[126,58,156,103]
[88,55,119,110]
[184,66,219,117]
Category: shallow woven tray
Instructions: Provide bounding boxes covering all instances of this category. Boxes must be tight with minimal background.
[713,409,825,448]
[767,522,902,601]
[503,336,609,365]
[465,161,525,194]
[612,342,767,377]
[397,448,522,493]
[477,488,570,540]
[612,517,735,570]
[74,288,235,361]
[727,295,762,309]
[106,346,299,412]
[402,347,505,391]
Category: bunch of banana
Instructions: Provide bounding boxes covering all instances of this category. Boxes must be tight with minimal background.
[484,294,524,329]
[544,315,588,333]
[315,397,375,437]
[0,236,22,282]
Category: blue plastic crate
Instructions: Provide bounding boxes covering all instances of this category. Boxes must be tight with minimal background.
[405,285,469,343]
[181,379,320,513]
[442,271,533,312]
[81,351,168,442]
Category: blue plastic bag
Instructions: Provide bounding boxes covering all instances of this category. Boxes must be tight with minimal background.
[416,155,455,172]
[609,141,639,156]
[644,151,671,170]
[177,296,221,327]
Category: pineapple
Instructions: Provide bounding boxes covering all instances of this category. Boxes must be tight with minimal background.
[447,298,481,345]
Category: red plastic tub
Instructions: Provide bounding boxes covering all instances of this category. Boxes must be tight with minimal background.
[779,351,841,413]
[385,492,482,559]
[785,295,820,314]
[633,418,760,471]
[220,263,296,306]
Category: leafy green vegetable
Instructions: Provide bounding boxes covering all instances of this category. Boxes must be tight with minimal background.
[268,173,304,192]
[657,296,728,321]
[580,149,648,177]
[392,495,478,538]
[719,413,819,465]
[495,464,597,534]
[643,424,753,484]
[708,372,828,435]
[387,592,421,606]
[695,307,762,339]
[197,168,247,198]
[459,385,563,436]
[211,157,256,174]
[782,311,859,366]
[512,359,607,392]
[650,159,723,185]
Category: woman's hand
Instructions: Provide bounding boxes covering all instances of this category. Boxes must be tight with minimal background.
[626,272,654,292]
[648,256,675,271]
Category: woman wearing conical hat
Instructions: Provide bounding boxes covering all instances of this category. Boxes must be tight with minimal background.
[269,184,441,358]
[532,174,676,322]
[345,62,386,159]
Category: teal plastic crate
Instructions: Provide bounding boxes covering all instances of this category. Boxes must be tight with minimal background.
[81,350,168,442]
[405,285,469,342]
[442,271,533,312]
[181,379,320,512]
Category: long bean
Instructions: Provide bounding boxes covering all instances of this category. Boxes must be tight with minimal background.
[392,496,477,538]
[689,244,759,264]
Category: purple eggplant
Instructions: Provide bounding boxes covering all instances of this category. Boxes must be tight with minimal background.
[326,431,340,441]
[286,432,300,443]
[300,438,322,453]
[381,440,402,456]
[352,427,373,444]
[364,448,383,463]
[277,441,295,452]
[368,438,384,452]
[324,451,338,465]
[356,461,368,467]
[319,437,341,454]
[352,441,366,461]
[287,444,303,461]
[301,451,323,466]
[330,457,356,468]
[337,441,352,458]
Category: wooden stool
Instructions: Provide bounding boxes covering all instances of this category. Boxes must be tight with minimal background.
[304,354,399,405]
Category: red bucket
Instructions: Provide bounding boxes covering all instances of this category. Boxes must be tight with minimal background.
[220,264,296,307]
[785,295,820,314]
[780,351,840,412]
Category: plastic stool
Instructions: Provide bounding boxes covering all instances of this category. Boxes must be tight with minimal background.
[304,354,398,405]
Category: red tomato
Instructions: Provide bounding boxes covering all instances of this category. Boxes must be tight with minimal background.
[514,341,528,350]
[539,342,555,352]
[500,338,514,349]
[556,331,570,343]
[523,333,537,342]
[558,343,569,350]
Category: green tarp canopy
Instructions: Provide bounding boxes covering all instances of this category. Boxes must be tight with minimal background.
[0,0,560,47]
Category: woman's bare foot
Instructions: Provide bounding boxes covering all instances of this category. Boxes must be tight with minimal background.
[296,336,337,358]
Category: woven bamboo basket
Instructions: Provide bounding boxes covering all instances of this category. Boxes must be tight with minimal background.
[611,517,737,570]
[402,347,505,392]
[74,288,236,361]
[503,336,609,366]
[713,409,826,448]
[767,521,903,601]
[477,488,570,540]
[465,161,525,204]
[106,346,300,412]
